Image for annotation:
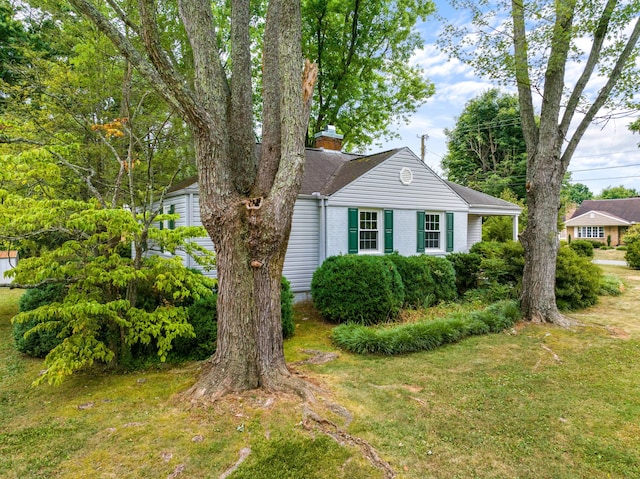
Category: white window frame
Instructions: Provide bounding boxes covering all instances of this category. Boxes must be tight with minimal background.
[359,209,382,253]
[425,212,443,250]
[576,226,604,239]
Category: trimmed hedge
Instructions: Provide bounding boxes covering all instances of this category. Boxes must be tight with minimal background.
[311,255,404,324]
[331,300,520,355]
[387,254,457,308]
[569,239,595,258]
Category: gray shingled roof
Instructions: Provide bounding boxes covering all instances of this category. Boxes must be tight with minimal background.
[301,148,399,195]
[445,181,522,211]
[570,198,640,223]
[166,145,519,212]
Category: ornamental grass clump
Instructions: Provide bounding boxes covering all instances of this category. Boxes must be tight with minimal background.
[331,300,520,355]
[311,255,404,325]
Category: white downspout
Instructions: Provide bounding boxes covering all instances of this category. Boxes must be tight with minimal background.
[313,192,328,265]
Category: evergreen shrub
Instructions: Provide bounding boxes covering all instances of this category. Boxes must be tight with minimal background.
[387,254,435,308]
[569,239,595,258]
[331,300,520,355]
[422,255,457,303]
[13,283,66,357]
[555,247,601,310]
[311,255,404,324]
[446,252,482,296]
[623,225,640,268]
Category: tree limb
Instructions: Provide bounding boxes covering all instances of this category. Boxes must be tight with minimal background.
[68,0,203,129]
[559,0,618,136]
[511,0,538,153]
[561,15,640,169]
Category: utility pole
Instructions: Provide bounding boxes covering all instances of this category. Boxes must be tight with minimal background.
[417,133,429,162]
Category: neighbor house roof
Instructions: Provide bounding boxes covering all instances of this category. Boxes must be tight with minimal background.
[567,198,640,225]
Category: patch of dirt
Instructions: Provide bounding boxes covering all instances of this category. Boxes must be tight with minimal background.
[292,349,339,365]
[369,383,423,393]
[606,326,631,340]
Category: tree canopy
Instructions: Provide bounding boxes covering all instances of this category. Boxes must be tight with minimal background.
[442,89,527,201]
[598,185,639,199]
[302,0,436,150]
[440,0,640,324]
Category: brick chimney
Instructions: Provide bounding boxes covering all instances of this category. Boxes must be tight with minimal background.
[314,125,343,151]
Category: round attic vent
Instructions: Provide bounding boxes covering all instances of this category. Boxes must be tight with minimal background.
[399,167,413,185]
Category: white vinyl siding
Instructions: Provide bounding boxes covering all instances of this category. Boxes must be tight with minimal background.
[328,149,468,212]
[283,198,320,293]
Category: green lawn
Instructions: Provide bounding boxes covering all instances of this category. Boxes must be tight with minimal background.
[2,265,640,478]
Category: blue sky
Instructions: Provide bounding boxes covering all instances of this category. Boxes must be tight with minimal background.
[382,1,640,196]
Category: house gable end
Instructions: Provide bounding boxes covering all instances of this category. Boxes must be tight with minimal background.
[327,148,469,211]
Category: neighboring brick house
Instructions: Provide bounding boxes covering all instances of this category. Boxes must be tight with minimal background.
[564,198,640,245]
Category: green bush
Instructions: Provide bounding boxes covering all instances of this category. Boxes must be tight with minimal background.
[387,254,434,308]
[170,276,295,361]
[624,225,640,268]
[422,255,457,303]
[13,283,66,357]
[470,240,524,293]
[447,252,482,296]
[331,300,520,355]
[280,276,295,339]
[569,239,595,258]
[311,255,404,324]
[170,292,218,361]
[555,247,601,310]
[598,275,623,296]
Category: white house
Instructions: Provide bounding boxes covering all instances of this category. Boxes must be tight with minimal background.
[0,250,18,284]
[154,131,521,298]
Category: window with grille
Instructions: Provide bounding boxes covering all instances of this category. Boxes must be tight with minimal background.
[425,213,441,249]
[577,226,604,238]
[359,210,379,251]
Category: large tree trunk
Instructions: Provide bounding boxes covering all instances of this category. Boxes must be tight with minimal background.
[186,191,306,401]
[519,167,562,323]
[519,147,574,327]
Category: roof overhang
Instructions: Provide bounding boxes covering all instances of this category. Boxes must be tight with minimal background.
[565,210,631,227]
[468,205,522,216]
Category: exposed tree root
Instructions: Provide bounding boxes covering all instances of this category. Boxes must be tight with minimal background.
[529,310,580,328]
[219,447,251,479]
[181,360,322,405]
[541,344,562,362]
[302,405,396,479]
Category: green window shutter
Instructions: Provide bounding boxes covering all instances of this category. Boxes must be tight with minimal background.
[348,208,358,254]
[446,212,454,252]
[168,205,176,230]
[417,211,425,252]
[384,210,393,253]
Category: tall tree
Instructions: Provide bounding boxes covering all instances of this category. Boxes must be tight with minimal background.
[598,185,639,199]
[442,89,527,200]
[561,179,593,206]
[63,0,317,400]
[441,0,640,324]
[302,0,435,149]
